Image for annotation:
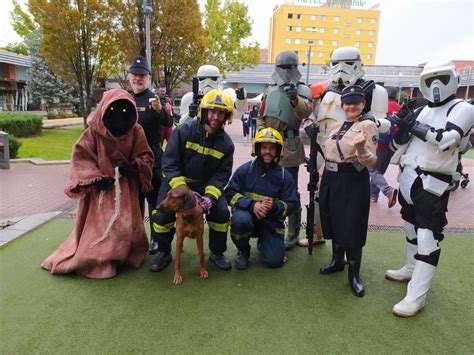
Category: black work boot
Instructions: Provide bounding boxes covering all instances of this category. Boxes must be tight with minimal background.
[346,247,365,297]
[209,252,232,271]
[148,238,159,255]
[235,250,250,270]
[320,243,345,274]
[285,208,302,250]
[149,251,172,272]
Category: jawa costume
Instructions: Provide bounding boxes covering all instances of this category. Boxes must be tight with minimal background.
[41,89,154,279]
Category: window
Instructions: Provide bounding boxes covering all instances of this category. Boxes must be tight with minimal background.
[357,17,362,24]
[320,27,325,33]
[286,38,291,44]
[296,14,302,19]
[295,39,301,44]
[318,51,323,57]
[355,41,360,47]
[344,34,350,39]
[306,27,318,32]
[368,42,374,48]
[345,22,352,27]
[371,18,376,24]
[311,15,317,20]
[369,30,375,36]
[288,13,293,19]
[334,16,340,22]
[332,40,338,46]
[355,29,361,35]
[287,26,292,32]
[296,26,301,32]
[320,15,326,21]
[367,53,373,60]
[318,40,324,45]
[333,28,339,34]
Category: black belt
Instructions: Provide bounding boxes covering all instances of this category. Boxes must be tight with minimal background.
[280,129,299,138]
[414,167,452,183]
[325,161,359,173]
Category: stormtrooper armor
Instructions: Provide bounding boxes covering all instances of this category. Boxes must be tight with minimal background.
[179,64,246,125]
[387,59,474,317]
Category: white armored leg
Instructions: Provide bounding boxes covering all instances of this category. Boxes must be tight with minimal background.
[385,221,417,281]
[392,228,439,317]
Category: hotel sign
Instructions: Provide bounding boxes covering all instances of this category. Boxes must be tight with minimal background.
[295,0,367,7]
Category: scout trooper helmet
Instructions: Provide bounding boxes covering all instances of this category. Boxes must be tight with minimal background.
[197,65,221,94]
[419,60,459,103]
[329,47,365,86]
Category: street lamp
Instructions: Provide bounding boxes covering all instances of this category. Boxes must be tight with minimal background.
[306,40,314,85]
[398,72,403,103]
[143,0,152,74]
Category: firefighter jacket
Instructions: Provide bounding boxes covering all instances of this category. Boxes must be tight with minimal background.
[161,119,234,203]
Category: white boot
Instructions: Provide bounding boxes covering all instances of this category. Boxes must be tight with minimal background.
[385,242,417,281]
[392,261,436,317]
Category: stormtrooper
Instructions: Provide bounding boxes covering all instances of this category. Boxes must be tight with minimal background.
[257,50,313,250]
[179,64,247,125]
[386,60,474,317]
[300,46,390,248]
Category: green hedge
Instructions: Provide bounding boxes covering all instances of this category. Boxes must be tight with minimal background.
[46,111,79,120]
[8,134,22,159]
[0,112,43,137]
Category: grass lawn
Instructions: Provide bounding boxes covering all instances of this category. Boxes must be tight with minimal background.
[1,218,473,353]
[463,148,474,159]
[17,128,84,160]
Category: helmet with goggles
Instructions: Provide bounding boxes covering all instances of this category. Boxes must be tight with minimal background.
[419,60,459,103]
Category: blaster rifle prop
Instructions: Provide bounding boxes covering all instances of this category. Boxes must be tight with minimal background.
[191,76,203,118]
[305,124,322,255]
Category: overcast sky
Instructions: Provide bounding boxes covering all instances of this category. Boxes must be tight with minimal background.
[1,0,472,66]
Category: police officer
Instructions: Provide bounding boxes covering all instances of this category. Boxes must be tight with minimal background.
[225,128,298,269]
[150,89,235,272]
[128,56,173,254]
[258,51,313,250]
[319,85,378,297]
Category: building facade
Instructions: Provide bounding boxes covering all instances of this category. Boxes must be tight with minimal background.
[0,50,30,111]
[269,0,380,65]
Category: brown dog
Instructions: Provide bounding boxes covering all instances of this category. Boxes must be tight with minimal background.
[157,185,208,285]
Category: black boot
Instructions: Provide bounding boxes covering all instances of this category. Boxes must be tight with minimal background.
[234,250,250,270]
[346,247,365,297]
[148,238,159,255]
[320,243,345,274]
[209,252,232,271]
[149,251,172,272]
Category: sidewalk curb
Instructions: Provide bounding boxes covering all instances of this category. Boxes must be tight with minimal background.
[0,211,62,246]
[11,158,70,165]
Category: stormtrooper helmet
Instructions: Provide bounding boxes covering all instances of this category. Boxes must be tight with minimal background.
[272,51,302,87]
[197,65,221,94]
[329,47,365,86]
[419,60,459,103]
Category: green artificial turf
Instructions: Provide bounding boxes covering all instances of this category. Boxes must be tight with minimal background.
[463,148,474,159]
[1,218,473,353]
[17,128,84,160]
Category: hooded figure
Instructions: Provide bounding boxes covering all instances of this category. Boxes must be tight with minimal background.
[41,88,154,279]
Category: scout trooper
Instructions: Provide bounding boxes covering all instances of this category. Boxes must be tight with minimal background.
[179,64,246,125]
[386,59,474,317]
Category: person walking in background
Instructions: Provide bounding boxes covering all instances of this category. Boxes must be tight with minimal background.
[369,87,400,207]
[128,57,173,254]
[249,105,258,138]
[319,86,378,297]
[241,110,250,141]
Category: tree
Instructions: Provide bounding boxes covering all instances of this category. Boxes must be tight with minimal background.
[112,0,207,93]
[26,31,78,110]
[5,0,37,55]
[203,0,259,74]
[0,43,29,56]
[29,0,118,124]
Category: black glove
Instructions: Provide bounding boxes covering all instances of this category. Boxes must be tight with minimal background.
[188,103,199,118]
[235,87,245,100]
[96,177,115,190]
[284,84,298,101]
[304,121,319,140]
[118,160,138,178]
[393,103,416,145]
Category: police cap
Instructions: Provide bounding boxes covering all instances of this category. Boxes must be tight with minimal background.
[128,56,151,75]
[341,85,365,104]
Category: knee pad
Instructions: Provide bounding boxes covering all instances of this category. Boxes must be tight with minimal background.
[404,221,417,244]
[415,228,441,266]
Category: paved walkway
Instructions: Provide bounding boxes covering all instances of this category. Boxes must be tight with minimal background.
[1,119,473,244]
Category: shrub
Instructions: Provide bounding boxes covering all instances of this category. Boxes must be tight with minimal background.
[58,111,78,119]
[0,113,43,137]
[47,112,58,120]
[8,134,22,159]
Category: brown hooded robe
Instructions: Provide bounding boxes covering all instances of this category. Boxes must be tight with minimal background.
[41,89,154,278]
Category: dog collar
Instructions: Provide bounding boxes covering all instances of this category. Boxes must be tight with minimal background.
[182,202,201,217]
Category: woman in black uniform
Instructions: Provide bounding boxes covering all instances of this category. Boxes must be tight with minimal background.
[319,85,378,297]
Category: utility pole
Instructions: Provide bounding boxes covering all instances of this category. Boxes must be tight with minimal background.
[143,0,152,75]
[306,40,314,85]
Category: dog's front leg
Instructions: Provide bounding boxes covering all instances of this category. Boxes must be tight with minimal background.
[197,235,208,280]
[173,234,184,285]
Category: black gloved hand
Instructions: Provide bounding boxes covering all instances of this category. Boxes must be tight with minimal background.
[188,103,199,118]
[235,87,246,100]
[96,177,115,190]
[393,103,416,130]
[118,160,138,178]
[284,84,298,101]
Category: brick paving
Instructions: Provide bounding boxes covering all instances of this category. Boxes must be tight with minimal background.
[1,120,473,233]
